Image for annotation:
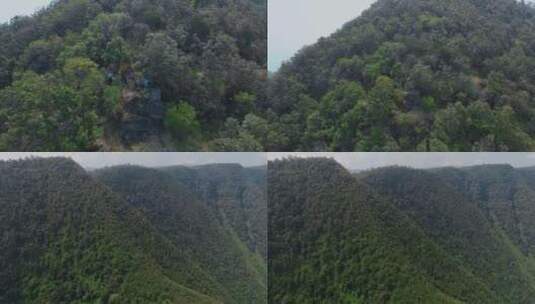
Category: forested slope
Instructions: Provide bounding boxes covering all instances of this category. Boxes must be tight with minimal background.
[160,164,267,258]
[430,165,535,257]
[361,166,535,303]
[262,0,535,151]
[0,157,266,303]
[0,0,266,151]
[95,164,267,303]
[269,158,535,303]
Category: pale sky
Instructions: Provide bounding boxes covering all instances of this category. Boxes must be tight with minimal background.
[0,0,51,23]
[1,152,534,171]
[268,153,535,171]
[0,153,267,168]
[268,0,376,71]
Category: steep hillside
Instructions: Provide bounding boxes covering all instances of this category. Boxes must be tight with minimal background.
[269,158,535,303]
[261,0,535,151]
[430,165,535,257]
[160,164,267,258]
[0,157,266,303]
[95,165,267,303]
[0,157,220,303]
[269,158,501,303]
[0,0,266,151]
[362,166,535,303]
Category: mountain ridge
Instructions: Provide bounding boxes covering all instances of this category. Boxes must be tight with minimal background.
[269,157,535,303]
[0,156,266,303]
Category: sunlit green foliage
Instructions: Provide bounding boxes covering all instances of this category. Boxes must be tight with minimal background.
[164,102,201,142]
[0,69,103,151]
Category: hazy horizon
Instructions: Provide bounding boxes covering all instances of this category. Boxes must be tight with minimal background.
[268,0,376,71]
[4,153,532,171]
[0,153,267,168]
[268,153,535,171]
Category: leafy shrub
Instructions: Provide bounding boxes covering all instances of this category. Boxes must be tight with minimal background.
[164,102,201,141]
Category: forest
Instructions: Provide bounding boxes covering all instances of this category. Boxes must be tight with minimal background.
[269,157,535,303]
[6,0,535,152]
[0,0,266,151]
[262,0,535,151]
[0,157,266,303]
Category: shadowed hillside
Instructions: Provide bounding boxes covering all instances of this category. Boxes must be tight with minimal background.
[160,163,267,258]
[95,164,267,303]
[269,157,535,303]
[0,157,266,303]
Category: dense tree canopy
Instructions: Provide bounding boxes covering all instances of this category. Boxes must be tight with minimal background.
[260,0,535,151]
[0,157,266,303]
[0,0,266,151]
[269,158,535,303]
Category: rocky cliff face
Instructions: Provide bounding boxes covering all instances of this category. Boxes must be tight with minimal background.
[120,86,165,142]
